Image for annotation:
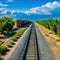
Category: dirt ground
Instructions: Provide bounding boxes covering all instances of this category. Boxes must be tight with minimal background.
[2,28,27,60]
[36,23,60,60]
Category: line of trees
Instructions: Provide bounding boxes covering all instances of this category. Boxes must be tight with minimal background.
[36,18,60,36]
[0,16,14,35]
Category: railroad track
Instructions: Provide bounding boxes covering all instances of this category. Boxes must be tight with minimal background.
[19,23,39,60]
[8,23,53,60]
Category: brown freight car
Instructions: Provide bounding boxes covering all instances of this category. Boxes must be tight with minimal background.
[16,20,23,27]
[16,20,28,27]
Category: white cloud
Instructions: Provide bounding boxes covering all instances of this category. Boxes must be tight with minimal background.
[9,10,23,15]
[1,10,8,14]
[0,9,22,17]
[0,3,9,7]
[24,7,51,15]
[0,8,6,11]
[0,1,60,16]
[24,1,60,15]
[0,8,8,15]
[42,1,60,10]
[7,0,14,2]
[10,10,16,15]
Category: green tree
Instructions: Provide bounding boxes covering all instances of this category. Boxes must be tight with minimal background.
[0,16,14,34]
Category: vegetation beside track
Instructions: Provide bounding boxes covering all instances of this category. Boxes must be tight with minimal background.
[36,18,60,50]
[36,18,60,37]
[0,28,27,60]
[0,16,15,37]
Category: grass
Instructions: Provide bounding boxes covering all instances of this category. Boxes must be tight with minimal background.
[35,23,60,41]
[13,22,17,29]
[0,28,27,58]
[0,34,4,37]
[35,23,60,49]
[0,54,3,60]
[36,19,60,36]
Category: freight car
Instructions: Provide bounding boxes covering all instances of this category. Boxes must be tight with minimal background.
[16,20,29,27]
[16,20,23,27]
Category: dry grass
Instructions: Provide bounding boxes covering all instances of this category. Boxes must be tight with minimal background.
[35,23,60,49]
[13,22,17,29]
[0,34,4,37]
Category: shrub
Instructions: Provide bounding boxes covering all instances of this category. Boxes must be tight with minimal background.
[4,31,15,36]
[10,36,17,41]
[57,25,60,36]
[0,46,3,54]
[7,43,13,48]
[1,45,8,52]
[37,18,60,36]
[10,42,15,45]
[0,54,2,60]
[0,27,26,56]
[0,45,8,55]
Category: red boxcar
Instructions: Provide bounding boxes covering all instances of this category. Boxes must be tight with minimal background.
[16,20,23,27]
[16,20,28,27]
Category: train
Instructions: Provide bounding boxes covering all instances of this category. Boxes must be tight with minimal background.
[16,20,27,27]
[13,20,32,29]
[16,20,32,27]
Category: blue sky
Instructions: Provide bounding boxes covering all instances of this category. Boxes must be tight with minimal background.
[0,0,60,21]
